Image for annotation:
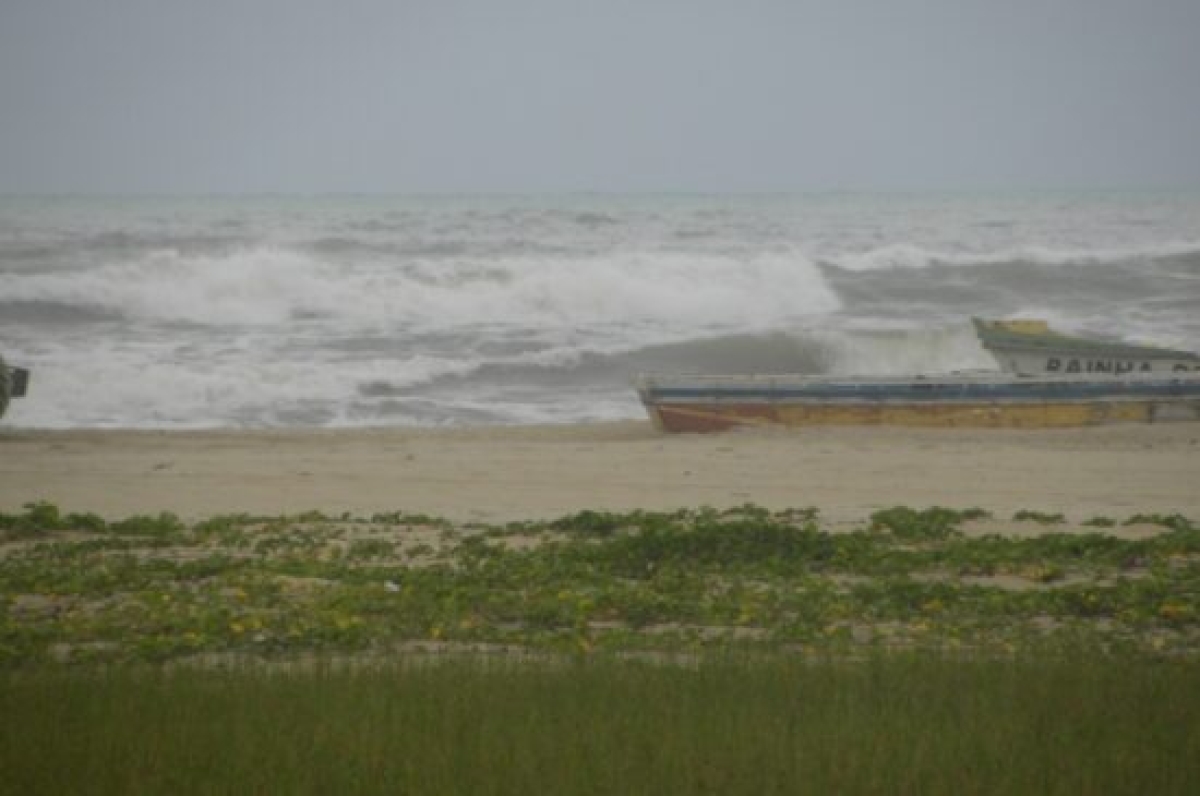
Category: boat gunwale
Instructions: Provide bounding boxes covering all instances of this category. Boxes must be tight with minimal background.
[971,317,1199,360]
[980,339,1200,360]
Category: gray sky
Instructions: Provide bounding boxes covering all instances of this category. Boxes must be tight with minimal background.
[1,0,1198,193]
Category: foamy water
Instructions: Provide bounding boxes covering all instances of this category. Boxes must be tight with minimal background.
[2,193,1199,428]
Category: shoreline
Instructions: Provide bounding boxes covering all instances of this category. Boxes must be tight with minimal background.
[3,420,1199,524]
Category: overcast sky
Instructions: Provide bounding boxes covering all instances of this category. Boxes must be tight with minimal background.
[1,0,1198,194]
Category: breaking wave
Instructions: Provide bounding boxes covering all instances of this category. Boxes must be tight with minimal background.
[0,246,840,332]
[825,241,1200,271]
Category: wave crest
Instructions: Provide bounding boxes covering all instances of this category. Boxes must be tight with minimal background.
[0,246,841,330]
[827,241,1200,271]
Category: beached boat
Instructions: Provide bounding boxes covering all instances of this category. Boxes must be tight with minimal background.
[973,318,1200,376]
[636,372,1200,432]
[0,355,31,420]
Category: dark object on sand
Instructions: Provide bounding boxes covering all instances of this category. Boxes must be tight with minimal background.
[1,355,31,419]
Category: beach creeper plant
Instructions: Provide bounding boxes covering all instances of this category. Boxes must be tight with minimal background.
[1,504,1198,666]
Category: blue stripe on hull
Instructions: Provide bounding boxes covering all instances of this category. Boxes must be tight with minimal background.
[642,379,1200,404]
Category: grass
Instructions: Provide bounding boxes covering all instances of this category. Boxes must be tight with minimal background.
[2,654,1199,795]
[2,503,1199,793]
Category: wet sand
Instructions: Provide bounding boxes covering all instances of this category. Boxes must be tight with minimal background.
[2,421,1198,525]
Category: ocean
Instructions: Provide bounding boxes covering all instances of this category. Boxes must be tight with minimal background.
[2,193,1199,429]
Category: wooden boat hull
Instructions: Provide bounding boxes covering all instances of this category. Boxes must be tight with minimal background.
[645,397,1193,432]
[637,374,1200,432]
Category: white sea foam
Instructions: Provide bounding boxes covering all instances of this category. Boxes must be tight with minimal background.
[0,247,335,326]
[0,247,840,333]
[816,327,997,375]
[828,241,1200,271]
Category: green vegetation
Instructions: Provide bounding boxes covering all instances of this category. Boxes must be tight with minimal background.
[1012,509,1066,525]
[2,503,1198,664]
[1125,513,1194,532]
[869,506,988,539]
[2,655,1198,795]
[3,503,1199,793]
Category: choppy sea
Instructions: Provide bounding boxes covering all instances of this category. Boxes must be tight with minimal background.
[2,193,1198,428]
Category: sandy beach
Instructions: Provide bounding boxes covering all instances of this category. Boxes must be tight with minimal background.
[2,421,1197,525]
